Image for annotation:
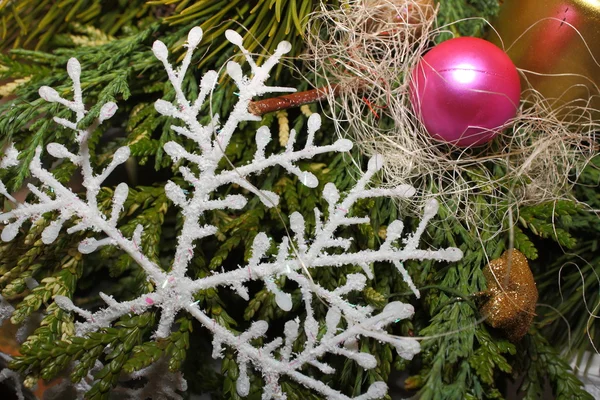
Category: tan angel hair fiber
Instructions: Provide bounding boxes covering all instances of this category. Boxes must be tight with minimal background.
[303,0,600,232]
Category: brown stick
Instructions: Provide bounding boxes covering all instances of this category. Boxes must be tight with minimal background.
[248,84,342,116]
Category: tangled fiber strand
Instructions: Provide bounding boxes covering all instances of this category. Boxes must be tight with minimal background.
[304,0,600,231]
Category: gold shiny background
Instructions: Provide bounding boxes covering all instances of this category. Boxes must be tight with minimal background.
[490,0,600,114]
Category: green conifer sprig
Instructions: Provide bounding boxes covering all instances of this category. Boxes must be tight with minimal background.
[148,0,338,73]
[532,157,600,361]
[468,328,516,388]
[0,0,155,51]
[122,316,191,374]
[517,331,594,400]
[436,0,499,40]
[407,193,589,399]
[517,201,578,256]
[538,247,600,359]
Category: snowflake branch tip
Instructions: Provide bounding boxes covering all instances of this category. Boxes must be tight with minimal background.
[67,58,81,82]
[224,30,243,47]
[99,101,118,123]
[186,26,203,48]
[38,86,61,102]
[151,40,169,63]
[1,143,20,169]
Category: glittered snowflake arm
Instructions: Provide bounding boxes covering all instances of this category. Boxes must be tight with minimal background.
[187,155,461,298]
[43,28,354,342]
[0,58,166,288]
[0,58,167,336]
[153,28,352,280]
[182,155,461,400]
[0,144,20,202]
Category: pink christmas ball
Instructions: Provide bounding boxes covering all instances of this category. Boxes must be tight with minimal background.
[409,37,521,147]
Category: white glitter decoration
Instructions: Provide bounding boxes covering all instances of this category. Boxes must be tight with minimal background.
[0,28,462,399]
[1,143,20,169]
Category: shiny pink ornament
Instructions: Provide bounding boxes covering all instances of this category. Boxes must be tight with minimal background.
[410,37,521,147]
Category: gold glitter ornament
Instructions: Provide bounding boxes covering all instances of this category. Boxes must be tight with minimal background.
[479,249,538,342]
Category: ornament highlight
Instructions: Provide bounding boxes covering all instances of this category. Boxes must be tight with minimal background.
[410,37,521,147]
[479,249,538,342]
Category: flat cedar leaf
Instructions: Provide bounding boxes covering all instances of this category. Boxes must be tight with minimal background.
[123,341,163,373]
[276,176,300,214]
[514,226,538,260]
[520,332,593,400]
[469,347,495,385]
[129,139,161,158]
[469,329,515,385]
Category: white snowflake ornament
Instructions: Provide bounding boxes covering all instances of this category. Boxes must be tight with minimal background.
[0,27,462,399]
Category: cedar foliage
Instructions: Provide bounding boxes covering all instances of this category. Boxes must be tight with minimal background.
[0,1,596,399]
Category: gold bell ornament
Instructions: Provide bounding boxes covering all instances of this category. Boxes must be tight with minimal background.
[490,0,600,115]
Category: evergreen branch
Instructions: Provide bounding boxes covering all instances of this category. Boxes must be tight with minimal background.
[148,0,336,72]
[0,0,153,51]
[517,331,593,400]
[436,0,500,41]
